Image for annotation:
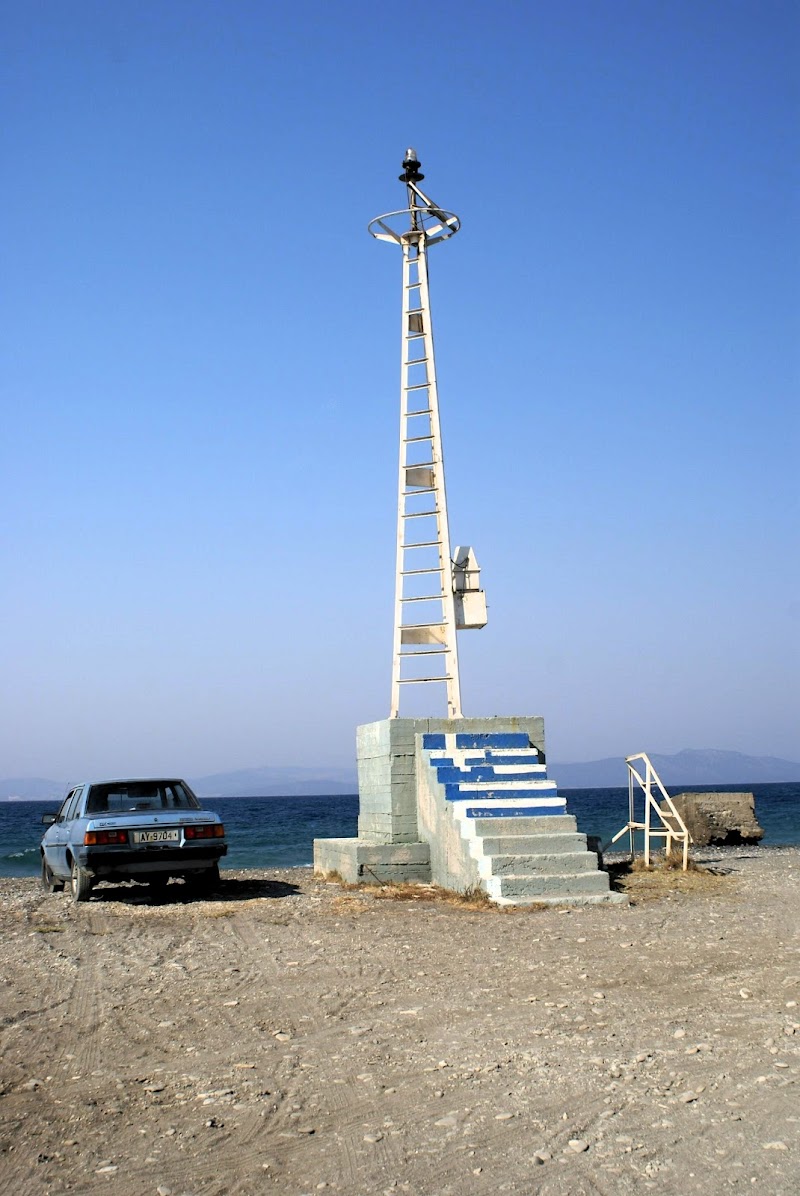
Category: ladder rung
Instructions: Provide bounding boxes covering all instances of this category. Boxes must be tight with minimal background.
[401,621,445,629]
[401,566,441,575]
[405,408,433,417]
[399,648,446,656]
[406,333,425,340]
[404,434,433,443]
[403,488,436,496]
[402,511,437,521]
[398,681,450,690]
[402,540,440,548]
[400,594,445,603]
[404,382,430,392]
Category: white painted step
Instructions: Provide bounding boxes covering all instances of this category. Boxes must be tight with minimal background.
[468,815,578,836]
[478,832,589,855]
[493,871,612,898]
[487,852,599,876]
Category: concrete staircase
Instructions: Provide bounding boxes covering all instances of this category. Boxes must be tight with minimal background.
[421,732,624,906]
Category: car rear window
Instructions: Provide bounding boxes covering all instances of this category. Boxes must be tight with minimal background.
[85,782,201,814]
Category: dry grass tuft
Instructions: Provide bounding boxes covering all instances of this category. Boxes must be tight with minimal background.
[369,882,439,903]
[320,871,504,909]
[440,884,497,910]
[629,852,708,874]
[611,855,733,903]
[319,877,538,913]
[664,851,705,872]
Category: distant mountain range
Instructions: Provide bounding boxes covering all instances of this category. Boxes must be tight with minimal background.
[551,748,800,789]
[0,766,358,802]
[190,765,357,798]
[1,748,798,802]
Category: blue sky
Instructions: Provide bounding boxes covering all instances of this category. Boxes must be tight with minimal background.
[2,0,798,779]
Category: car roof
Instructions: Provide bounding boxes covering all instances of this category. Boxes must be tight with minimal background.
[71,778,189,788]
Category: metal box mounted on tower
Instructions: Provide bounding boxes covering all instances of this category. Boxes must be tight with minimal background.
[452,546,488,630]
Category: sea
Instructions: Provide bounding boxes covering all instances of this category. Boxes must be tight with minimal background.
[2,783,799,879]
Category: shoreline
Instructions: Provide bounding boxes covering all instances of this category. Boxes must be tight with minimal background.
[3,840,799,882]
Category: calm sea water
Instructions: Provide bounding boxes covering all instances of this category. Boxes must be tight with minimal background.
[2,783,798,879]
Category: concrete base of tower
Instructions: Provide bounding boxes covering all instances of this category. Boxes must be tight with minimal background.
[313,716,624,905]
[313,837,432,885]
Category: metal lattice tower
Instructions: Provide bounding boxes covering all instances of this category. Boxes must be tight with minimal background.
[370,150,486,719]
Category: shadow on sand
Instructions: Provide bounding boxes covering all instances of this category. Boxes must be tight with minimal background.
[88,875,301,906]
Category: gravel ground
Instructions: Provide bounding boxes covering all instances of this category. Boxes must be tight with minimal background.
[1,847,798,1195]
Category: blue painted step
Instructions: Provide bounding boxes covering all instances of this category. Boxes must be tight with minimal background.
[421,732,534,750]
[464,805,566,818]
[427,756,485,768]
[444,785,560,802]
[422,734,447,750]
[435,766,548,785]
[455,733,530,749]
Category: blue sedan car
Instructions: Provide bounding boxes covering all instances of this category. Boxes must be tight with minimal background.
[40,778,227,902]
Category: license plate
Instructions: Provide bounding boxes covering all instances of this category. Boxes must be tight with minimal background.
[132,829,180,844]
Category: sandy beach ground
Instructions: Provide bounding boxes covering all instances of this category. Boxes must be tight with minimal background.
[1,849,798,1196]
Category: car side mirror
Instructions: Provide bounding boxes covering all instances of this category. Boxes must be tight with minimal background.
[41,814,57,825]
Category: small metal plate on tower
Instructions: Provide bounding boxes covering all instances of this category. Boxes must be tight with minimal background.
[401,625,447,645]
[405,465,435,489]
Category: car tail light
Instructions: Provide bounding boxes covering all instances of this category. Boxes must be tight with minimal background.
[184,823,224,839]
[84,829,129,846]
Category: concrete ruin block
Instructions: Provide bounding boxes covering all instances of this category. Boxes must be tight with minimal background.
[661,792,764,846]
[313,837,432,884]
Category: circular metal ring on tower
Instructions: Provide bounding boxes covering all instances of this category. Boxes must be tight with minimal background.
[368,207,461,246]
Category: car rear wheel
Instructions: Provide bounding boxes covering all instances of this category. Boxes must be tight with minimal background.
[41,856,64,893]
[70,858,93,903]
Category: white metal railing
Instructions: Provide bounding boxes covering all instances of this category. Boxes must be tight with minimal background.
[609,752,691,870]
